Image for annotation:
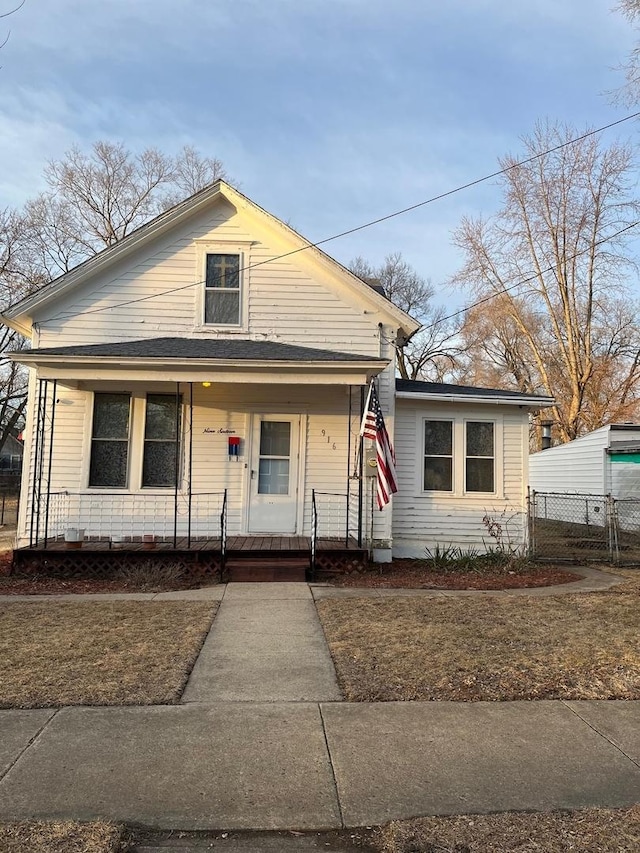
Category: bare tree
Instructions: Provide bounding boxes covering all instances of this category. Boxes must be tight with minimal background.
[0,139,231,451]
[0,0,26,53]
[350,252,461,381]
[452,120,640,445]
[612,0,640,103]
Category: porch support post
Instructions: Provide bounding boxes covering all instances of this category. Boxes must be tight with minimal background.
[43,380,58,547]
[30,379,47,547]
[187,382,193,548]
[346,385,353,547]
[173,382,180,548]
[357,385,364,548]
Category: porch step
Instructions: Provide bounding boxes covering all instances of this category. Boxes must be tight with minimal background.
[225,555,309,583]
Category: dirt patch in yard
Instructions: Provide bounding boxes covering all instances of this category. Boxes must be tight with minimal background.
[375,806,640,853]
[0,820,124,853]
[331,559,578,589]
[0,600,216,708]
[317,591,640,701]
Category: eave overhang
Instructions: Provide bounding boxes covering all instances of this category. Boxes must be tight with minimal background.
[395,390,555,408]
[10,352,388,386]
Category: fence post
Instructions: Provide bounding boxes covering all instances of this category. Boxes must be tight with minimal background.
[607,494,619,564]
[528,488,535,559]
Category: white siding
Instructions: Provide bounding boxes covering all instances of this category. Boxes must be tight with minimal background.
[33,201,383,358]
[529,427,612,495]
[391,398,529,558]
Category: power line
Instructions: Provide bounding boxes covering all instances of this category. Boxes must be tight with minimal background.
[40,111,640,326]
[419,219,640,334]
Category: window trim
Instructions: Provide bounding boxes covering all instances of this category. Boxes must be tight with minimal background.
[195,241,252,331]
[416,412,503,499]
[464,419,496,495]
[422,417,454,493]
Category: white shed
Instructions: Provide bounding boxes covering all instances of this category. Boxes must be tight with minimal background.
[529,424,640,498]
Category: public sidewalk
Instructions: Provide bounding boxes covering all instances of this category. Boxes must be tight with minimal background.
[1,576,639,831]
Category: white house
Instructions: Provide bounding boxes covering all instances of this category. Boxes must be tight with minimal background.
[2,181,551,574]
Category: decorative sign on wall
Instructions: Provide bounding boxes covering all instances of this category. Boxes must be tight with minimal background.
[203,427,237,434]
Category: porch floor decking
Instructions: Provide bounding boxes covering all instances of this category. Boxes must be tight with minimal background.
[18,535,362,553]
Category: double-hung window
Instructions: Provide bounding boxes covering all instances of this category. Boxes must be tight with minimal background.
[465,421,495,493]
[423,420,453,491]
[204,253,241,325]
[89,393,131,488]
[142,394,181,488]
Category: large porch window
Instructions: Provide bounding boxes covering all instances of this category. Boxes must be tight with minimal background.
[142,394,181,488]
[89,393,131,488]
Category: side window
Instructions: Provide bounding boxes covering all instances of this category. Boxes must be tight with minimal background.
[423,420,453,491]
[142,394,181,488]
[89,393,131,488]
[204,253,241,324]
[466,421,495,492]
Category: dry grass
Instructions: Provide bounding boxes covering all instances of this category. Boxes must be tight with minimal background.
[317,591,640,701]
[376,806,640,853]
[0,601,216,708]
[0,820,125,853]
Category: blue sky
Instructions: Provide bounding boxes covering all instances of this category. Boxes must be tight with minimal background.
[0,0,637,307]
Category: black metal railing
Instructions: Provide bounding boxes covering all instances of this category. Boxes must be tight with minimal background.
[220,488,228,573]
[310,489,318,578]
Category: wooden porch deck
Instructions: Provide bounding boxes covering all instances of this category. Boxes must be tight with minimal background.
[13,535,368,581]
[19,535,362,553]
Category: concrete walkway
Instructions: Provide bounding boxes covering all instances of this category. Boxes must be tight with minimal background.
[182,583,341,702]
[1,572,639,832]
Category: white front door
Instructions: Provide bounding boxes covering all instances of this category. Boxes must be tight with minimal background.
[248,415,300,534]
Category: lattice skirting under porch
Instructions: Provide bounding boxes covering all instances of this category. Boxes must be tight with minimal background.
[11,548,222,581]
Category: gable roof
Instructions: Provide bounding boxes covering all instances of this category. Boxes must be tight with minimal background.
[2,180,420,338]
[395,378,554,408]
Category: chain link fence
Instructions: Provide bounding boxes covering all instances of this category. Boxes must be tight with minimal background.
[529,490,640,564]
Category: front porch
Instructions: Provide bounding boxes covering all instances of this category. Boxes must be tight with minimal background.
[13,533,368,582]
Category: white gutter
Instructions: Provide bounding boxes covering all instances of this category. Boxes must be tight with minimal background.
[11,353,388,371]
[395,390,555,408]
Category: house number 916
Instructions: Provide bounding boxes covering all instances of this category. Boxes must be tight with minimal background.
[321,429,336,450]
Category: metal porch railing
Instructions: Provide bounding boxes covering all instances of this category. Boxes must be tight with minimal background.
[32,490,228,548]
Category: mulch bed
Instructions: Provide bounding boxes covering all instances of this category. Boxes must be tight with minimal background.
[331,559,580,590]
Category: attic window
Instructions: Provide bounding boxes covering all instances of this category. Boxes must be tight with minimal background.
[205,253,241,325]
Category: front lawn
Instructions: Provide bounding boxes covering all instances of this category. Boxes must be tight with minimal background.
[0,601,216,708]
[0,820,124,853]
[317,590,640,701]
[376,806,640,853]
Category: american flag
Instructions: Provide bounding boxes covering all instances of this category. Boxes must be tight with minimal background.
[360,381,398,509]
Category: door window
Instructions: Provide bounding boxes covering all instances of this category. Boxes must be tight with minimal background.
[257,421,291,495]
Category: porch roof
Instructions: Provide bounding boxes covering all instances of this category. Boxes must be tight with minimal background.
[13,337,388,385]
[395,378,555,408]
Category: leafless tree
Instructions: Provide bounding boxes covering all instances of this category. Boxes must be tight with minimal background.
[452,120,640,445]
[612,0,640,103]
[350,252,462,380]
[0,140,231,451]
[24,141,231,279]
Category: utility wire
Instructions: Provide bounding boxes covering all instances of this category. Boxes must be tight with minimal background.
[418,219,640,333]
[40,111,640,326]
